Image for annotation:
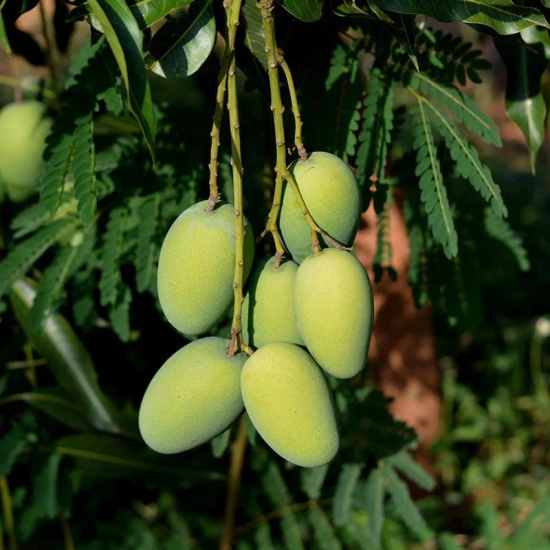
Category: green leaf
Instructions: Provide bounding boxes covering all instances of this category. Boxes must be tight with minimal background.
[439,532,463,550]
[385,467,430,538]
[280,0,324,22]
[300,463,330,499]
[477,500,505,548]
[0,9,11,53]
[370,0,550,35]
[364,468,385,549]
[511,496,550,546]
[211,428,231,458]
[242,0,268,69]
[0,218,76,299]
[33,453,62,520]
[1,387,92,431]
[135,195,160,292]
[309,506,342,550]
[87,0,156,161]
[411,102,458,259]
[9,277,122,434]
[495,36,548,173]
[386,451,436,492]
[0,427,27,476]
[130,0,194,29]
[145,0,216,79]
[332,463,363,526]
[53,434,225,482]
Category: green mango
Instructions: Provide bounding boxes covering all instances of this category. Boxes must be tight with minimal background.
[294,248,374,379]
[241,341,339,468]
[279,152,361,264]
[139,337,246,454]
[157,200,255,335]
[241,256,304,348]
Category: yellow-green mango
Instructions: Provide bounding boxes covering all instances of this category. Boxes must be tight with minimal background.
[293,248,374,379]
[241,341,339,467]
[0,100,52,202]
[241,256,304,348]
[157,200,255,335]
[139,337,246,454]
[279,152,361,264]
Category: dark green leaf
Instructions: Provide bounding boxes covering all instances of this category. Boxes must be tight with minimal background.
[0,427,27,476]
[242,0,268,69]
[9,278,122,435]
[280,0,324,22]
[130,0,194,29]
[87,0,156,161]
[300,463,330,499]
[309,506,342,550]
[495,36,548,173]
[33,453,62,520]
[386,450,436,491]
[53,434,225,482]
[364,468,385,548]
[370,0,549,35]
[145,0,216,79]
[332,463,363,526]
[1,387,92,431]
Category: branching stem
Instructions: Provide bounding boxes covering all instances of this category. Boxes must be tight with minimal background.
[280,59,307,161]
[258,0,324,259]
[225,0,246,355]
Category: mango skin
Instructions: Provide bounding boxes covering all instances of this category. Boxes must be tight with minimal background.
[157,200,255,335]
[139,337,246,454]
[293,248,374,379]
[279,152,361,264]
[241,256,304,348]
[0,100,52,202]
[241,341,339,468]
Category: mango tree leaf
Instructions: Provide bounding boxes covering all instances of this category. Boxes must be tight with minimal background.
[370,0,550,35]
[87,0,156,161]
[33,453,62,520]
[241,0,268,69]
[8,278,123,435]
[1,387,92,431]
[280,0,324,22]
[495,35,548,173]
[145,0,216,79]
[0,427,27,476]
[54,434,226,484]
[0,10,10,53]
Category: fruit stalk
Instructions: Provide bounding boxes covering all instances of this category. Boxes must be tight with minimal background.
[225,0,247,355]
[280,59,307,161]
[206,45,232,213]
[259,0,325,257]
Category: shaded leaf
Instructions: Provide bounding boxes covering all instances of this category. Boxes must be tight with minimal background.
[332,463,363,526]
[495,36,548,173]
[88,0,156,160]
[145,0,216,79]
[9,278,122,435]
[364,467,385,548]
[54,434,225,483]
[0,427,27,476]
[0,10,10,53]
[370,0,549,35]
[386,450,436,491]
[309,506,342,550]
[241,0,268,69]
[300,463,330,499]
[280,0,324,22]
[1,387,92,431]
[211,428,231,458]
[33,453,62,520]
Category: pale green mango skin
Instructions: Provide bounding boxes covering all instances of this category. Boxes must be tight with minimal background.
[157,200,255,335]
[139,337,246,454]
[0,100,52,202]
[294,248,374,379]
[242,256,304,348]
[279,152,361,264]
[241,341,339,468]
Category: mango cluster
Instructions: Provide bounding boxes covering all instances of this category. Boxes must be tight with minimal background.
[139,152,374,469]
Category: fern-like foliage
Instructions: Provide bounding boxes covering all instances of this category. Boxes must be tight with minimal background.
[0,218,76,298]
[308,507,342,550]
[133,194,161,293]
[99,207,128,308]
[72,111,97,226]
[373,191,396,283]
[10,202,50,239]
[109,285,132,342]
[484,207,530,271]
[356,68,394,204]
[30,224,97,331]
[332,463,363,526]
[300,464,329,500]
[364,467,385,548]
[411,102,458,259]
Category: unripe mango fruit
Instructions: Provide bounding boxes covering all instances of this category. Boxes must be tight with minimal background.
[241,256,304,348]
[241,341,339,467]
[139,337,246,454]
[279,152,361,264]
[0,100,53,202]
[157,200,255,335]
[294,248,374,379]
